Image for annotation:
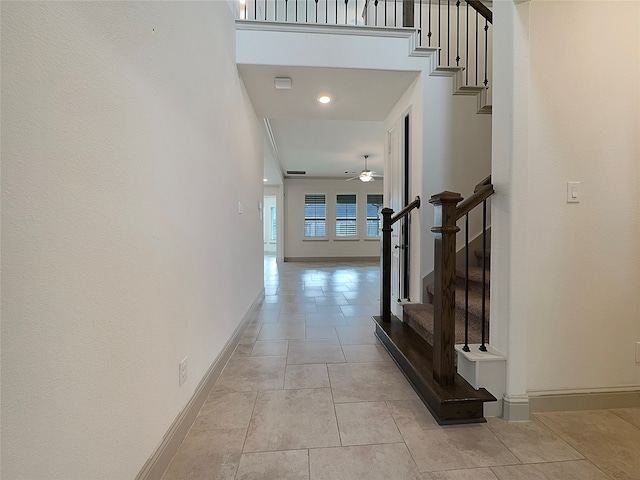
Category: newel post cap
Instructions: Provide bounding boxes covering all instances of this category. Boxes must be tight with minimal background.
[429,191,464,206]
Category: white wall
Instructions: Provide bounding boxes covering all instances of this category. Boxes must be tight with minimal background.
[1,3,264,479]
[284,179,383,259]
[492,0,640,400]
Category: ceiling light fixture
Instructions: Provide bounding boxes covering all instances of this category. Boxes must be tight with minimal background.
[317,95,331,104]
[263,178,268,182]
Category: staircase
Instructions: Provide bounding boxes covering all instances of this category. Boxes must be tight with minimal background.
[375,180,495,425]
[405,249,490,348]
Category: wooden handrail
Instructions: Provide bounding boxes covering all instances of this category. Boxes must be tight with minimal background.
[380,196,421,323]
[466,0,493,24]
[391,196,421,225]
[456,183,494,220]
[474,175,492,192]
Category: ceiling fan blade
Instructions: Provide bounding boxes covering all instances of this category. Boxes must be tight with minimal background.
[345,175,360,181]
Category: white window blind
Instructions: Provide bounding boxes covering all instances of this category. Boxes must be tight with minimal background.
[304,194,326,237]
[366,194,383,237]
[336,194,357,237]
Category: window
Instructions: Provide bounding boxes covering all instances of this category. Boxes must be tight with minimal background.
[304,194,326,237]
[336,194,357,237]
[270,207,276,241]
[366,194,384,237]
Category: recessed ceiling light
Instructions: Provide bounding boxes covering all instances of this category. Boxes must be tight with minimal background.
[263,178,268,182]
[317,95,331,104]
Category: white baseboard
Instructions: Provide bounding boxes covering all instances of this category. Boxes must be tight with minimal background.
[529,389,640,414]
[135,290,264,480]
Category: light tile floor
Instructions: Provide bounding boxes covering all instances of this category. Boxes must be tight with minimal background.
[162,257,640,480]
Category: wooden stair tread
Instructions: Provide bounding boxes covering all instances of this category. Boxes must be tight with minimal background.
[374,315,495,424]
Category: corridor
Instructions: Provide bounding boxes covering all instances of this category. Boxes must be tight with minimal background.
[162,258,640,480]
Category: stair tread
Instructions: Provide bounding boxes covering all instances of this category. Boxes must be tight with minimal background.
[374,314,495,425]
[403,301,487,346]
[456,266,490,286]
[427,284,490,317]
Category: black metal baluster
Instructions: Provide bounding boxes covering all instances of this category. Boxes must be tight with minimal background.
[475,10,478,85]
[385,0,387,26]
[296,0,298,21]
[336,0,338,24]
[480,200,487,352]
[275,0,278,21]
[394,0,397,26]
[438,0,441,63]
[285,0,289,21]
[265,0,267,20]
[326,0,328,23]
[419,0,422,44]
[345,0,348,24]
[428,0,432,46]
[375,0,378,26]
[315,0,319,22]
[355,0,357,25]
[465,1,469,84]
[484,19,489,86]
[447,0,450,66]
[463,213,470,352]
[455,0,460,66]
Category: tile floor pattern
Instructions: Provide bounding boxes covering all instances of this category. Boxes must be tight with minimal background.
[162,257,640,480]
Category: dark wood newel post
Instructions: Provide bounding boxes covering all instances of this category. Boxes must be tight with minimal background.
[429,191,463,386]
[380,207,394,322]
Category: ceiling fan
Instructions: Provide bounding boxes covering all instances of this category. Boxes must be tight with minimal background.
[346,155,382,182]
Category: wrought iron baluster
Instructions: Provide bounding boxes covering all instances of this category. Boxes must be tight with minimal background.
[480,200,487,352]
[285,0,289,21]
[455,0,460,66]
[428,0,432,46]
[375,0,378,26]
[438,0,441,64]
[463,213,470,352]
[385,0,387,26]
[345,0,348,24]
[315,0,319,22]
[326,0,328,23]
[475,10,479,85]
[447,0,450,66]
[265,0,267,20]
[306,0,308,22]
[484,19,489,86]
[394,0,397,26]
[296,0,298,21]
[465,1,469,84]
[254,0,257,19]
[275,0,278,21]
[419,0,422,45]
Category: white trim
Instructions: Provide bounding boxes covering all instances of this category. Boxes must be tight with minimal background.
[529,390,640,414]
[135,290,265,480]
[236,19,416,39]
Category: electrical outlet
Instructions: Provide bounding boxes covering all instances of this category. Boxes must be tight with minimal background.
[636,342,640,364]
[179,356,188,386]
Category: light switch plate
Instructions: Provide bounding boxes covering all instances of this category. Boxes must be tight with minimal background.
[567,182,580,203]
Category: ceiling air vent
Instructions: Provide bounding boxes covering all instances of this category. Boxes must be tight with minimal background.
[286,170,306,175]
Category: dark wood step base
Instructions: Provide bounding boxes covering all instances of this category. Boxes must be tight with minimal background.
[374,315,495,425]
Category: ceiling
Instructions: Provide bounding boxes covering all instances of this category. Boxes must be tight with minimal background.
[237,65,419,184]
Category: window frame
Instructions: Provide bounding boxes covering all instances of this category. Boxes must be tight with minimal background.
[366,193,384,238]
[335,193,358,238]
[303,193,327,239]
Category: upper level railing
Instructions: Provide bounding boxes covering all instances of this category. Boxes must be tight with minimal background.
[240,0,492,90]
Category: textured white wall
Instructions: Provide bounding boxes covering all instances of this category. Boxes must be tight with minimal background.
[1,2,264,479]
[525,0,640,394]
[493,0,640,397]
[284,179,383,259]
